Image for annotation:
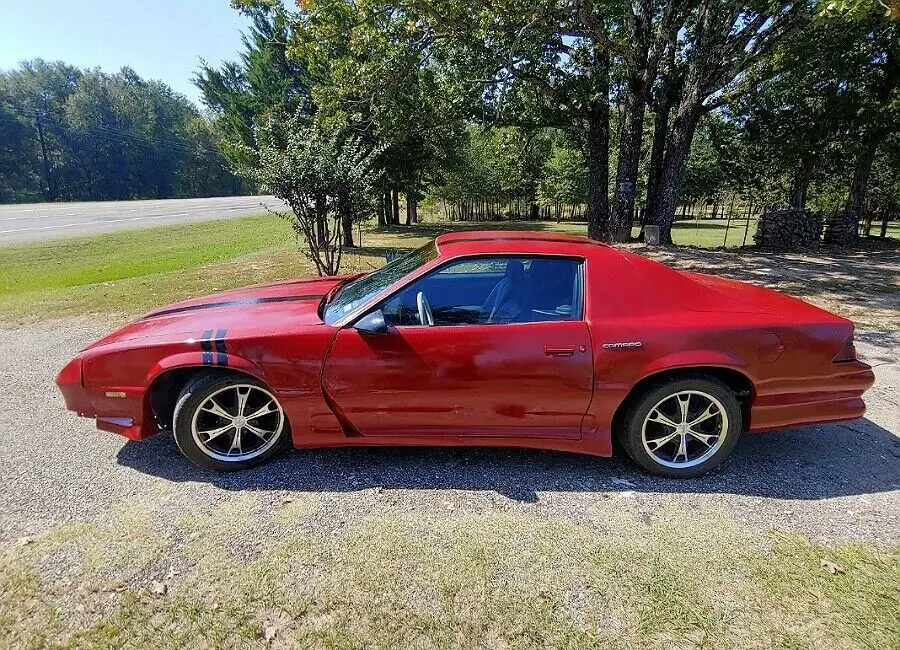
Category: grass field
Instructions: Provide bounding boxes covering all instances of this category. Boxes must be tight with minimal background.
[0,213,897,322]
[661,218,759,247]
[2,496,897,648]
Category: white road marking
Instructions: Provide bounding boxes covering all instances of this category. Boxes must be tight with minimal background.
[0,212,208,234]
[0,196,286,244]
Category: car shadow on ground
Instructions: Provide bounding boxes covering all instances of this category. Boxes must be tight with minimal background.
[117,417,899,502]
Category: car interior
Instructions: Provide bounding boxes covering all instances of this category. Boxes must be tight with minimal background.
[381,256,582,326]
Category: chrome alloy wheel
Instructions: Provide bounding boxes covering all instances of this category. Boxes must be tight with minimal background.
[190,384,284,462]
[640,390,729,469]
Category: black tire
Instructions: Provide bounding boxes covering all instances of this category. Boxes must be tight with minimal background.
[172,373,289,472]
[618,375,743,478]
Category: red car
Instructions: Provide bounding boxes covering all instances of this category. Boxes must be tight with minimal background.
[56,231,874,477]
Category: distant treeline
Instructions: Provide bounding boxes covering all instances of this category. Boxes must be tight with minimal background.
[0,60,249,203]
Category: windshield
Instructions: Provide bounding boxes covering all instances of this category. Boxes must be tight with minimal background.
[323,242,438,325]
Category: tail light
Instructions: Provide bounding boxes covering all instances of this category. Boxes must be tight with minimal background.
[833,338,857,363]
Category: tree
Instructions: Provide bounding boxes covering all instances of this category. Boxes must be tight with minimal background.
[290,0,461,231]
[410,0,618,239]
[825,7,899,244]
[207,0,898,253]
[539,144,587,220]
[0,59,243,202]
[246,111,380,275]
[646,0,806,243]
[195,6,312,168]
[610,0,682,236]
[0,59,80,201]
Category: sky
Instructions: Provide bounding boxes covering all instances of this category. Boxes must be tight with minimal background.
[0,0,253,107]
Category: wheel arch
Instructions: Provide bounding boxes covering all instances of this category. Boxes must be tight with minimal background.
[611,364,756,439]
[143,354,268,433]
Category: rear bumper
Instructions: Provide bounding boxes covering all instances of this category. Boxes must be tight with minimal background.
[749,361,875,431]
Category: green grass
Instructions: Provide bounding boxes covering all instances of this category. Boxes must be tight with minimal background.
[667,218,759,248]
[1,502,896,649]
[0,214,295,294]
[0,215,298,321]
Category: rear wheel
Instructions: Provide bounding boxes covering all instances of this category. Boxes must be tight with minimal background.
[173,373,288,471]
[619,376,742,478]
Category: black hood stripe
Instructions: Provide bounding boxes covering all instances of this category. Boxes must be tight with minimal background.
[199,329,214,365]
[199,329,228,366]
[146,294,324,319]
[214,328,228,366]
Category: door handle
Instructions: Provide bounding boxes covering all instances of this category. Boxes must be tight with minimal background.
[543,345,576,357]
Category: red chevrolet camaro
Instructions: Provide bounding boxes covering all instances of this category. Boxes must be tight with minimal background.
[57,231,875,477]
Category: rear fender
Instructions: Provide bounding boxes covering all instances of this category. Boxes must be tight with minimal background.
[636,350,752,383]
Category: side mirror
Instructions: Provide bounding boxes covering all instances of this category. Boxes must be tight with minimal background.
[354,309,388,335]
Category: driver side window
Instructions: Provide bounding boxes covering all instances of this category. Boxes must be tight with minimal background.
[381,256,583,327]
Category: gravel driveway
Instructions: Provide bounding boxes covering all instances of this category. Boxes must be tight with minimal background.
[1,319,898,549]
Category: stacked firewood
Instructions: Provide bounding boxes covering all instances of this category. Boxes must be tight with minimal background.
[754,209,824,252]
[823,210,860,246]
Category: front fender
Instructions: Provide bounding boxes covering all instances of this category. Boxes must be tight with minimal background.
[144,351,267,386]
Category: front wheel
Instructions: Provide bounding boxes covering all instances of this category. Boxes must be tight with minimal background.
[173,373,289,471]
[619,376,743,478]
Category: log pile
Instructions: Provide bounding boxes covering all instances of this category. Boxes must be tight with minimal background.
[754,209,824,252]
[823,210,860,246]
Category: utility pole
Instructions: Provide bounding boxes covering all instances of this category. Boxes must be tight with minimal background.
[34,108,55,200]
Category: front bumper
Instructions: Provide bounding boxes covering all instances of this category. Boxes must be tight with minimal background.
[55,355,155,441]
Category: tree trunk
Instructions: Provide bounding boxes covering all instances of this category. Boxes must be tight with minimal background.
[644,42,681,233]
[611,87,647,237]
[788,157,814,210]
[406,194,418,224]
[845,137,878,216]
[655,91,702,244]
[35,110,56,201]
[314,193,327,249]
[378,192,388,228]
[611,0,666,238]
[391,189,400,225]
[341,202,354,248]
[825,135,879,245]
[584,48,611,241]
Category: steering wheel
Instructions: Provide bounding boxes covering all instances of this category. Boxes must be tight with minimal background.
[416,291,434,326]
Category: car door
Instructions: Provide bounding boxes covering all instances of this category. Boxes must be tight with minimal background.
[321,255,594,439]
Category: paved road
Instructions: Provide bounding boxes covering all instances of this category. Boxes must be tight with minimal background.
[0,195,288,246]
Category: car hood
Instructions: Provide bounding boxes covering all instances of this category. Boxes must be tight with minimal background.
[86,275,354,349]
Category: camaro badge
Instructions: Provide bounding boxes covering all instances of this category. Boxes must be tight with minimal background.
[602,341,642,349]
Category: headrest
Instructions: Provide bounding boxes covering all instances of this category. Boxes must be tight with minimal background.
[504,259,525,282]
